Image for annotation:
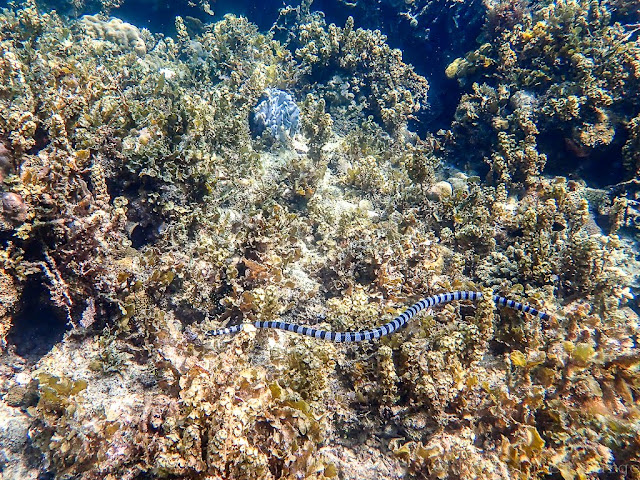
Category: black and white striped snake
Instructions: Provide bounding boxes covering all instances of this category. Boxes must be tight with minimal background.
[206,290,552,342]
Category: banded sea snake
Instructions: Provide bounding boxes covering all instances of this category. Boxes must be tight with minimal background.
[207,290,552,342]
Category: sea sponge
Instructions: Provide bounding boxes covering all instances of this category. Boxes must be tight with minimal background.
[80,15,146,56]
[251,88,300,142]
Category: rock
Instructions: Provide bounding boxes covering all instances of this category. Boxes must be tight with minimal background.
[427,180,453,201]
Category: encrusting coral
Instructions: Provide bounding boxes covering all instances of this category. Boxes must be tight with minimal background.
[0,1,638,479]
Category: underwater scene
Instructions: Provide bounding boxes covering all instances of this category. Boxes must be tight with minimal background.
[0,0,639,478]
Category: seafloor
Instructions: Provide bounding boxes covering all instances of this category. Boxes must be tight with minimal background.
[0,0,639,479]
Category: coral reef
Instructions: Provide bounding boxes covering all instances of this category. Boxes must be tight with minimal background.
[0,1,638,479]
[274,5,429,135]
[321,0,487,93]
[445,0,640,189]
[27,329,335,479]
[81,14,147,56]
